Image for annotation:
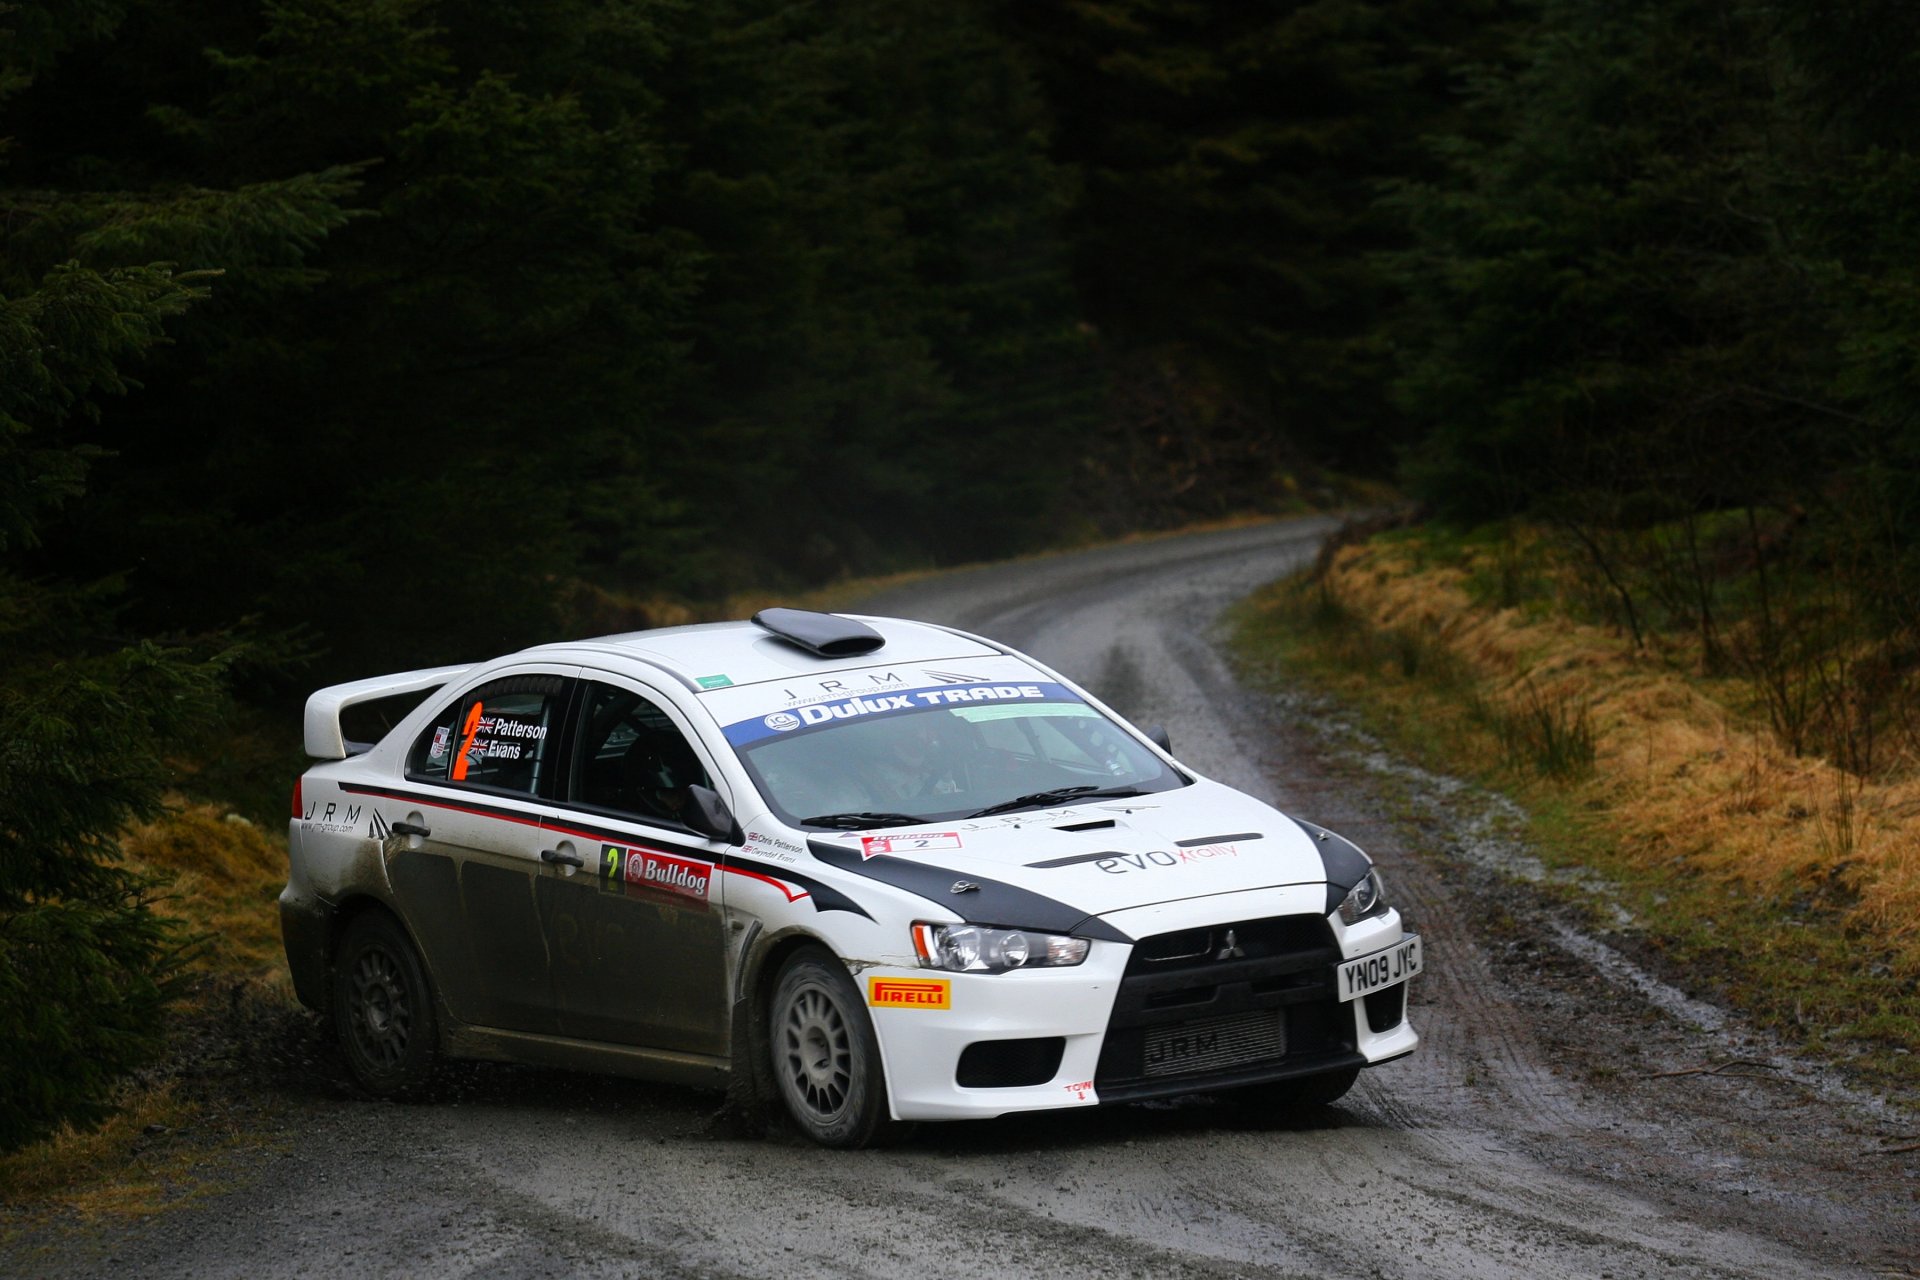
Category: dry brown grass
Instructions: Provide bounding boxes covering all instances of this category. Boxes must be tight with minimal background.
[122,799,293,988]
[0,801,295,1216]
[1323,539,1920,977]
[0,1073,288,1221]
[0,1085,197,1212]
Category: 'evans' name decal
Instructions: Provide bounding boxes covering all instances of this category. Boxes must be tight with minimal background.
[723,682,1077,747]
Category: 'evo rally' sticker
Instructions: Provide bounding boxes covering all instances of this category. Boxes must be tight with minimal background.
[722,681,1078,747]
[1028,844,1242,873]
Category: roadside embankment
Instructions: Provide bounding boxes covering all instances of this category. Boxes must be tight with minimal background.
[1233,524,1919,1095]
[0,802,314,1221]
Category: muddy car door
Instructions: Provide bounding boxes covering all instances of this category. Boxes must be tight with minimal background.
[390,669,579,1035]
[535,677,733,1056]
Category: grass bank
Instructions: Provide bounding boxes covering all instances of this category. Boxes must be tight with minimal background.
[0,802,308,1221]
[1232,523,1919,1096]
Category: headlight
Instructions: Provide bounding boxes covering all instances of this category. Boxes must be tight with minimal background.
[1336,869,1388,925]
[911,922,1090,973]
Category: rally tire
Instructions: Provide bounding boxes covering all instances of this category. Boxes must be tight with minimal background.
[332,910,439,1099]
[769,949,900,1148]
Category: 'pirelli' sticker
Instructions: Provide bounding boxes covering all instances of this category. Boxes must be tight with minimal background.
[867,976,951,1010]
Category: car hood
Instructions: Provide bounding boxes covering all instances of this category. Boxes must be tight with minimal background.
[800,779,1368,937]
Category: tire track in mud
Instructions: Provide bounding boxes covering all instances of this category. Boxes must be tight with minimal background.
[1232,684,1917,1275]
[479,1112,1336,1280]
[1203,683,1596,1149]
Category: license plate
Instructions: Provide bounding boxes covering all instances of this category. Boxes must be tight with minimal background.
[1337,934,1423,1002]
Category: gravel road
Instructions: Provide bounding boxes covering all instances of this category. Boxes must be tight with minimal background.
[6,517,1915,1279]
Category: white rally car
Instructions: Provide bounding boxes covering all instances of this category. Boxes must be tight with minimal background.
[284,609,1421,1146]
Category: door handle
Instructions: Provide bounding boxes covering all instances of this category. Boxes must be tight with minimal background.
[541,848,584,868]
[391,821,431,838]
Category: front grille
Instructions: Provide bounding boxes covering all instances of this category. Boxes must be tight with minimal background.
[1144,1010,1285,1076]
[1095,914,1360,1100]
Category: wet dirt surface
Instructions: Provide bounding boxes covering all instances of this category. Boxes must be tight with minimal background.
[5,517,1916,1279]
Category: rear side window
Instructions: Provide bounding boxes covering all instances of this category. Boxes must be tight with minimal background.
[408,674,568,797]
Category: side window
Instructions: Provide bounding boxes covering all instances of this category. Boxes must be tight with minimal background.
[570,681,712,828]
[407,674,567,797]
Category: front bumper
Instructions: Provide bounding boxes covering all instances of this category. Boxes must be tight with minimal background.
[871,904,1420,1122]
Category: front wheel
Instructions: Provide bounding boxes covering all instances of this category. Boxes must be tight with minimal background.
[769,950,900,1148]
[332,910,439,1099]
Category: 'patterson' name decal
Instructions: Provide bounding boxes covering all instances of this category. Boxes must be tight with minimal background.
[724,682,1077,747]
[867,977,951,1010]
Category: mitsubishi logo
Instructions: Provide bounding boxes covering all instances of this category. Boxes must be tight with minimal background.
[1214,928,1245,961]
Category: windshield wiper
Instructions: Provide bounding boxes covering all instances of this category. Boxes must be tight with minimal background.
[966,785,1146,819]
[799,811,926,830]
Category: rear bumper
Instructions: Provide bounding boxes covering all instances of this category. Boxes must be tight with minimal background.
[279,885,334,1014]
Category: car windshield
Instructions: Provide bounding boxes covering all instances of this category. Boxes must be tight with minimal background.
[732,698,1186,828]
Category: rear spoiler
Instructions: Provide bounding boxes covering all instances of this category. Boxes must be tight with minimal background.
[303,664,473,760]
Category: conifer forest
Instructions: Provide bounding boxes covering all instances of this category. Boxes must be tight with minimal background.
[5,1,1920,1148]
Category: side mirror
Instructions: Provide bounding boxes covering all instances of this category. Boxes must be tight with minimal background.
[684,784,745,845]
[1145,724,1172,755]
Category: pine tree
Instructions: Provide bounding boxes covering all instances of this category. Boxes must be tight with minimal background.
[0,0,370,1148]
[15,0,697,682]
[652,0,1095,584]
[1771,0,1920,624]
[992,0,1511,480]
[1385,0,1823,528]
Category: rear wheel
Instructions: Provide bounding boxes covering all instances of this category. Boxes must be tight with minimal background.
[333,911,439,1098]
[769,950,899,1148]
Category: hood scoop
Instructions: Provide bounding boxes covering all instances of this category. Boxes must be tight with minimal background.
[1054,818,1115,832]
[751,608,885,657]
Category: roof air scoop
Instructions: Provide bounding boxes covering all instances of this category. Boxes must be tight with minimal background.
[752,608,886,658]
